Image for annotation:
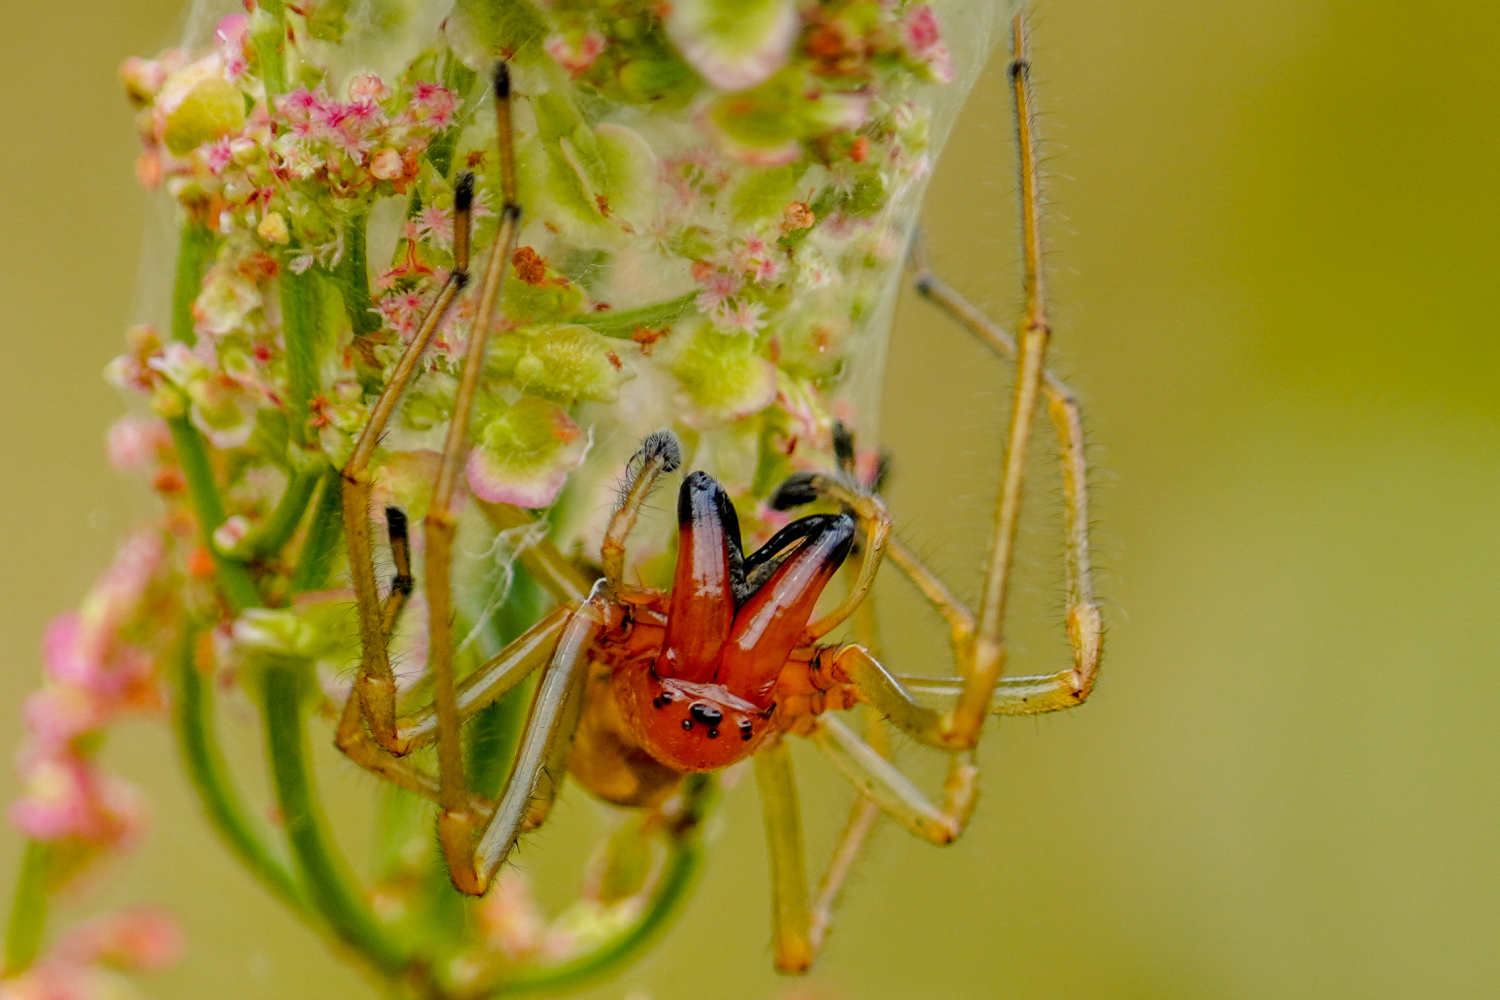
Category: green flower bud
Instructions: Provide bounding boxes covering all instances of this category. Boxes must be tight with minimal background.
[671,325,777,419]
[163,77,246,156]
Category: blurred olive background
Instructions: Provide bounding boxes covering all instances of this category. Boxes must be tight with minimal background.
[4,2,1499,999]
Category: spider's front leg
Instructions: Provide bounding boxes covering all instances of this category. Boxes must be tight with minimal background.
[340,175,474,752]
[442,432,683,892]
[870,13,1102,746]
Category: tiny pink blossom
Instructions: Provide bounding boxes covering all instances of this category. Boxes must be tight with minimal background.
[370,148,403,180]
[212,514,252,552]
[202,137,234,175]
[404,81,457,129]
[901,5,953,82]
[216,14,250,79]
[714,299,767,335]
[693,268,743,313]
[377,288,431,338]
[23,685,108,753]
[902,4,942,52]
[275,87,322,133]
[544,31,607,78]
[347,73,390,103]
[55,906,184,974]
[413,203,454,248]
[9,752,144,847]
[120,57,168,103]
[479,868,547,961]
[105,415,167,473]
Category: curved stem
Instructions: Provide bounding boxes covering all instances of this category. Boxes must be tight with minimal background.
[279,267,322,447]
[171,218,214,346]
[172,629,305,913]
[242,453,326,563]
[168,416,264,612]
[260,659,410,979]
[252,0,288,97]
[334,213,381,339]
[290,466,343,593]
[455,774,718,998]
[3,841,53,976]
[166,220,262,612]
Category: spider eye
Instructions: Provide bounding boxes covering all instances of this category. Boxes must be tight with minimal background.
[689,703,722,727]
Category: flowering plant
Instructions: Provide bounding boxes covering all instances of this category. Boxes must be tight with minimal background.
[4,0,1004,996]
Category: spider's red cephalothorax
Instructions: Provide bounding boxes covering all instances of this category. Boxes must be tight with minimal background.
[614,471,854,772]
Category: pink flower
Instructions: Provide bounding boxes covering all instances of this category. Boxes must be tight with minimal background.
[214,14,250,79]
[404,81,457,129]
[543,31,607,78]
[479,869,547,961]
[376,288,433,339]
[713,299,767,335]
[901,5,953,83]
[120,58,167,105]
[693,267,743,313]
[275,87,323,137]
[105,415,168,473]
[0,907,182,1000]
[902,4,942,52]
[347,73,389,103]
[733,235,783,283]
[22,684,108,753]
[370,148,403,180]
[201,137,234,175]
[9,752,144,847]
[56,908,182,974]
[413,203,454,248]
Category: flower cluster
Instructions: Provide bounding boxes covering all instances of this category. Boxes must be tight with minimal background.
[8,0,986,992]
[10,533,174,874]
[0,908,181,1000]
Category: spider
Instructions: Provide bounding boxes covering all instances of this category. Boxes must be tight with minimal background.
[334,15,1102,974]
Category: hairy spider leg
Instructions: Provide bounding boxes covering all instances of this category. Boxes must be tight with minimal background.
[806,439,893,954]
[340,173,475,749]
[600,430,683,602]
[792,468,895,963]
[457,433,684,890]
[934,13,1056,745]
[906,258,1103,696]
[422,63,527,889]
[336,605,570,809]
[750,13,1108,969]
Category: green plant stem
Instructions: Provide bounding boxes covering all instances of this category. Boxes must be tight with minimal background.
[458,775,717,998]
[166,220,261,611]
[567,292,697,338]
[279,267,321,447]
[243,453,326,563]
[260,660,409,978]
[252,0,288,96]
[334,215,381,338]
[168,416,264,611]
[290,466,344,592]
[172,218,215,345]
[172,629,305,912]
[3,841,53,976]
